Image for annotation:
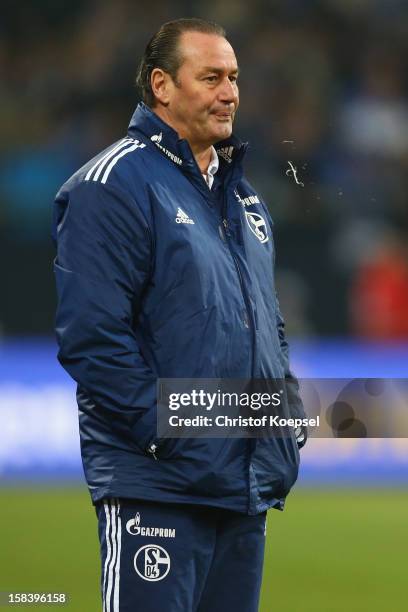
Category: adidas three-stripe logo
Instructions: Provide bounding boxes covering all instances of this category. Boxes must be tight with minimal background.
[85,138,146,184]
[103,499,122,612]
[217,146,234,163]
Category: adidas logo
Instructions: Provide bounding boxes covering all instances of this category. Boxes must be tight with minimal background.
[175,207,194,224]
[217,146,234,163]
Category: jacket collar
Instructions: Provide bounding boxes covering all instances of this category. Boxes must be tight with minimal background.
[127,102,247,175]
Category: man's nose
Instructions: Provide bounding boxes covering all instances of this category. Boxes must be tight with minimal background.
[218,77,238,104]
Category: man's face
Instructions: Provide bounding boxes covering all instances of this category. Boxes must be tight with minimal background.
[165,32,239,148]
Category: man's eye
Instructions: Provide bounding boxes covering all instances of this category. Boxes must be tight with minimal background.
[205,76,218,82]
[229,76,238,83]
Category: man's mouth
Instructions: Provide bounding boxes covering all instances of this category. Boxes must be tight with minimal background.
[212,112,233,120]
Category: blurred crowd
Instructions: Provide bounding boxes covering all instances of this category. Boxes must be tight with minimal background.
[1,0,408,338]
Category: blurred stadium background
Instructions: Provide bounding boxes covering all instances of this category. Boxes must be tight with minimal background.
[1,1,407,610]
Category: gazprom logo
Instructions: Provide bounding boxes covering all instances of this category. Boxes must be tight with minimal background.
[150,132,163,144]
[126,512,176,538]
[150,133,182,165]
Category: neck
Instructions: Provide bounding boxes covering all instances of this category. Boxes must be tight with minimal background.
[152,105,213,174]
[191,145,212,174]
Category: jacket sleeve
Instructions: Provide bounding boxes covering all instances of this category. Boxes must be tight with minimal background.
[54,181,157,451]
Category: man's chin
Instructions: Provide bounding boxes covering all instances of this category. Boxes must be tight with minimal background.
[212,123,233,143]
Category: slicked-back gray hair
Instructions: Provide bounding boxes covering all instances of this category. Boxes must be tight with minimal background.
[136,18,226,107]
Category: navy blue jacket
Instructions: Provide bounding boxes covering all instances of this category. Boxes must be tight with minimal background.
[53,103,305,514]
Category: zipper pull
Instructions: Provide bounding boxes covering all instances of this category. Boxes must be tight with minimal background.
[222,218,231,237]
[147,443,158,460]
[218,224,225,241]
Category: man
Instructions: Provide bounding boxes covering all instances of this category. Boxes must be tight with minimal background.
[53,18,306,612]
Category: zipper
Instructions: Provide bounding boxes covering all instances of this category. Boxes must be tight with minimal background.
[220,216,252,331]
[220,191,257,516]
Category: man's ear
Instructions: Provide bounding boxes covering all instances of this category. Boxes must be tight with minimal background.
[151,68,173,106]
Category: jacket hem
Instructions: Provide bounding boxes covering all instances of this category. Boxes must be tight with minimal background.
[89,486,251,514]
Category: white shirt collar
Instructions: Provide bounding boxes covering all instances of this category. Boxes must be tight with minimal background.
[202,146,219,190]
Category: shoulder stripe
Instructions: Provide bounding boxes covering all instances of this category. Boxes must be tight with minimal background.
[84,138,132,182]
[100,141,146,184]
